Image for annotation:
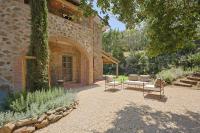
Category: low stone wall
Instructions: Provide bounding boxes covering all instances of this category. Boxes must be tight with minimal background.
[0,101,79,133]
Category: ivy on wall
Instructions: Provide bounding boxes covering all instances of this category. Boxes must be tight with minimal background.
[28,0,49,91]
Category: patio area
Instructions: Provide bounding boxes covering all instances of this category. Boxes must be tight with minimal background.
[37,81,200,133]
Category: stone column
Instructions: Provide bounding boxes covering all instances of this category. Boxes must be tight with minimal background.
[88,57,94,84]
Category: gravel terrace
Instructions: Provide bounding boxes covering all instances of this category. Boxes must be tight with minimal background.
[37,82,200,133]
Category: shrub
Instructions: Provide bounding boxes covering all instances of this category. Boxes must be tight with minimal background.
[7,88,74,112]
[187,53,200,67]
[126,51,149,74]
[0,88,75,127]
[157,67,200,84]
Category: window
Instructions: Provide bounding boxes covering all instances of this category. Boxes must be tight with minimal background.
[62,56,73,82]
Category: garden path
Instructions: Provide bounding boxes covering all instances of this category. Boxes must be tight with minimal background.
[37,81,200,133]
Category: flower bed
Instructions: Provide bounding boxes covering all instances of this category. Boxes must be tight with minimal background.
[0,101,78,133]
[0,88,78,133]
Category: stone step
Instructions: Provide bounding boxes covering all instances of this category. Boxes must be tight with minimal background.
[193,72,200,78]
[187,76,200,81]
[180,79,198,85]
[174,82,193,87]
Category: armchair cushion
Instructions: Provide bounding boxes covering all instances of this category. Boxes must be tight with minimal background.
[105,76,114,83]
[140,75,151,82]
[128,74,139,81]
[144,84,160,91]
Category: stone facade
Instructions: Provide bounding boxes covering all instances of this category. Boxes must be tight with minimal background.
[93,22,104,81]
[0,0,103,90]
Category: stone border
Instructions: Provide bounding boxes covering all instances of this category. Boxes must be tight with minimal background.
[0,100,79,133]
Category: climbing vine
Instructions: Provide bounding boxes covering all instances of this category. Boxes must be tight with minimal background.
[28,0,49,90]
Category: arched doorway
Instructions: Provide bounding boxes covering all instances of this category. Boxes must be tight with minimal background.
[49,36,92,87]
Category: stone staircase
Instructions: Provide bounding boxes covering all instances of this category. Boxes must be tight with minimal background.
[187,76,200,81]
[174,72,200,88]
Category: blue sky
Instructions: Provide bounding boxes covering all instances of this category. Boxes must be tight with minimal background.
[93,3,126,31]
[107,15,126,31]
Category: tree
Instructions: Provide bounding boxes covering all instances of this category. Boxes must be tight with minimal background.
[102,29,126,74]
[28,0,49,90]
[82,0,200,56]
[143,0,200,56]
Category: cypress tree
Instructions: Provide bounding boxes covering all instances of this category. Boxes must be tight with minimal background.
[28,0,49,90]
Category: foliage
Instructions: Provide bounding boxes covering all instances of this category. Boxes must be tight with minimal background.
[6,88,74,112]
[102,26,199,76]
[126,51,149,75]
[82,0,200,56]
[103,29,126,75]
[28,0,49,90]
[103,29,148,53]
[0,88,75,127]
[103,29,149,75]
[144,0,200,56]
[157,67,200,84]
[187,53,200,67]
[115,75,128,82]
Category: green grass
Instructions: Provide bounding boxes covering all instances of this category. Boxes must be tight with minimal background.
[116,75,128,82]
[0,88,75,127]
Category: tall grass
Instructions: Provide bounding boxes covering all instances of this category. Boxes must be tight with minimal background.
[0,88,75,127]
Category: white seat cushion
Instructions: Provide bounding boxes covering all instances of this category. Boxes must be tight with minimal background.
[128,74,139,81]
[107,81,121,86]
[144,84,160,91]
[140,75,151,82]
[124,80,149,85]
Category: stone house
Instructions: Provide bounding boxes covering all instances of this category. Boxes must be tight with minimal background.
[0,0,119,91]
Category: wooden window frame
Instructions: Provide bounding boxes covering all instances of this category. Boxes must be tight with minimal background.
[62,55,73,82]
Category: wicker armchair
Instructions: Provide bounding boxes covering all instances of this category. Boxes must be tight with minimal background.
[143,78,165,99]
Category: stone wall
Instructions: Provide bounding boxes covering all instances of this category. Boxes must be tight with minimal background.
[93,22,103,81]
[0,0,96,90]
[0,0,31,90]
[48,14,94,54]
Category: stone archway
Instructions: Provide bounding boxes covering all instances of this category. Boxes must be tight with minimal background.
[49,36,93,87]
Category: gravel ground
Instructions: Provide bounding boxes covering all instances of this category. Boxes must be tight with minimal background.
[37,82,200,133]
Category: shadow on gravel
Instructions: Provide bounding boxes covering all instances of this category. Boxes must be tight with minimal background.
[66,84,101,93]
[105,103,200,133]
[124,87,144,92]
[104,88,121,93]
[144,94,168,103]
